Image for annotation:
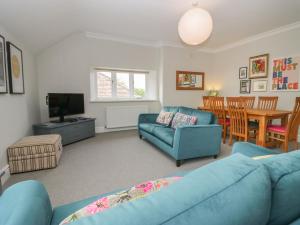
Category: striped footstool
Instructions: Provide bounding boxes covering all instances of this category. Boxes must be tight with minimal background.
[7,135,62,174]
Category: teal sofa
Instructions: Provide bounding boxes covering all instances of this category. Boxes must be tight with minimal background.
[138,106,222,166]
[2,143,300,225]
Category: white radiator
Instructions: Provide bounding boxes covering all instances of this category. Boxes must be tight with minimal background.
[106,105,149,128]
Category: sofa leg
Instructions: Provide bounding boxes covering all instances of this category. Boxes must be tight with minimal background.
[176,160,182,167]
[213,155,218,159]
[139,134,142,139]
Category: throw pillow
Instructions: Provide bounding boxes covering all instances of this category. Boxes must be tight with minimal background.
[59,176,182,225]
[171,112,197,129]
[156,111,174,125]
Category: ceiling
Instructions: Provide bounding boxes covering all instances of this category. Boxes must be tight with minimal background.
[0,0,300,53]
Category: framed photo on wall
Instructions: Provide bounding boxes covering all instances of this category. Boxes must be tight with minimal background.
[6,42,24,94]
[252,80,268,92]
[0,34,7,93]
[176,71,204,90]
[240,80,251,94]
[239,67,247,79]
[249,54,269,79]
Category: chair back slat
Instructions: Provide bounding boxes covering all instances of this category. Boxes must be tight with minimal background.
[240,96,255,109]
[203,96,211,107]
[288,97,300,140]
[227,97,248,139]
[257,96,278,110]
[210,97,226,122]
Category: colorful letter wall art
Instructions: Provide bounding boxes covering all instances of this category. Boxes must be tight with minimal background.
[272,56,300,91]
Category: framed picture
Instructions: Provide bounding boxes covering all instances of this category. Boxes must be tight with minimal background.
[176,71,204,90]
[253,80,268,92]
[0,34,7,93]
[249,54,269,79]
[271,56,300,91]
[239,67,247,79]
[6,42,24,94]
[240,80,251,94]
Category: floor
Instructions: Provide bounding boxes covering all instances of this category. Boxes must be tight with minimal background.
[4,130,232,207]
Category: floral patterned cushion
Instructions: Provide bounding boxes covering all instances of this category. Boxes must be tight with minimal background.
[156,111,174,125]
[171,112,197,129]
[60,176,182,225]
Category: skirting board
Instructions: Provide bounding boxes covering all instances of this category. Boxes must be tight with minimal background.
[0,164,10,185]
[96,126,137,133]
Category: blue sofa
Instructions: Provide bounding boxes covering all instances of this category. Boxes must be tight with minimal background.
[138,106,222,166]
[2,143,300,225]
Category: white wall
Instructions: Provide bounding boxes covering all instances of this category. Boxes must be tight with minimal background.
[37,33,162,129]
[0,25,40,169]
[212,27,300,111]
[37,33,214,129]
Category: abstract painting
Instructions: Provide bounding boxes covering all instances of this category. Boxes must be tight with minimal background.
[249,54,269,79]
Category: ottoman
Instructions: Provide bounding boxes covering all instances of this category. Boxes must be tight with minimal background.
[7,135,63,174]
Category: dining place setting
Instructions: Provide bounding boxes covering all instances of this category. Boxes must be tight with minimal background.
[198,96,300,152]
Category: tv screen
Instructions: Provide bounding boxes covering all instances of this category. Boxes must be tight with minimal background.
[48,93,84,118]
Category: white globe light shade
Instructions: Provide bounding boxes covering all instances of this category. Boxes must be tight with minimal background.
[178,8,213,45]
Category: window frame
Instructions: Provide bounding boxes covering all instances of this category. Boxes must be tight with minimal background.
[90,68,150,102]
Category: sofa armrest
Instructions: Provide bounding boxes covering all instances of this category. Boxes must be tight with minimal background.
[173,124,222,159]
[232,142,281,157]
[138,113,159,125]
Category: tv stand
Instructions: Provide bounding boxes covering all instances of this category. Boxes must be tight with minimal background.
[33,117,96,145]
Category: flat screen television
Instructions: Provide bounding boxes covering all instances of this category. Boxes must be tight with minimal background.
[48,93,84,122]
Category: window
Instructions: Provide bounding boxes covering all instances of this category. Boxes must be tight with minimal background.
[91,68,153,101]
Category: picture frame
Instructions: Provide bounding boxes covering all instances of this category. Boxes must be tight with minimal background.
[6,42,24,94]
[240,80,251,94]
[239,67,247,79]
[249,54,269,79]
[176,71,204,90]
[252,80,268,92]
[0,34,7,94]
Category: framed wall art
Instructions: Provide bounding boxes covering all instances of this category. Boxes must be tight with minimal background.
[271,56,300,91]
[239,67,247,79]
[252,80,268,92]
[240,80,251,94]
[6,42,24,94]
[0,34,7,93]
[176,71,204,90]
[249,54,269,79]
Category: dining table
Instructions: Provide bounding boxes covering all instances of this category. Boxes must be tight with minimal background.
[198,106,291,147]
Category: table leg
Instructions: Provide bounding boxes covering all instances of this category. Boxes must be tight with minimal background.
[256,116,267,147]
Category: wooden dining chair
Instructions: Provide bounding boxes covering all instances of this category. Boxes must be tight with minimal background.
[227,97,248,145]
[203,96,211,108]
[267,97,300,152]
[257,96,278,110]
[240,96,255,109]
[210,97,228,144]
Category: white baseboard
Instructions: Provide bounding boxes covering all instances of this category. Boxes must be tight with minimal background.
[95,126,137,133]
[1,164,10,185]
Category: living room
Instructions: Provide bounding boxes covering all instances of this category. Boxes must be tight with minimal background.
[1,1,300,225]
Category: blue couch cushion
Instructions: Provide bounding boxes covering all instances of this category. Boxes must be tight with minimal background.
[0,180,52,225]
[179,106,214,125]
[232,142,281,158]
[68,154,271,225]
[259,150,300,225]
[139,123,164,133]
[163,106,179,114]
[153,126,175,146]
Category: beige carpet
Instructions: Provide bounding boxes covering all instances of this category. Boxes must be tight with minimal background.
[4,130,232,207]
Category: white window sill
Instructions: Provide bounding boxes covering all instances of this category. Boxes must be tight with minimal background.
[90,99,159,103]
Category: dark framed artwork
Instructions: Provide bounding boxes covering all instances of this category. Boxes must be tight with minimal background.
[0,34,7,93]
[249,54,269,79]
[240,80,251,94]
[239,67,247,79]
[176,71,204,90]
[6,42,24,94]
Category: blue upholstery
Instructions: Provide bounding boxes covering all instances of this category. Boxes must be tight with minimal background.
[290,218,300,225]
[138,106,222,164]
[232,142,281,157]
[0,180,52,225]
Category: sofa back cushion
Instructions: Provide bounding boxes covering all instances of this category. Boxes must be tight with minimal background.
[0,180,52,225]
[179,106,214,125]
[71,154,271,225]
[162,106,179,114]
[259,150,300,225]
